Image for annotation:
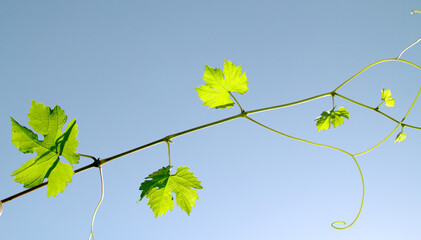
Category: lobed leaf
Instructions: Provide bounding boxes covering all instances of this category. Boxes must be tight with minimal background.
[10,101,80,197]
[394,132,407,143]
[195,60,248,109]
[138,166,203,217]
[315,107,349,131]
[381,88,395,107]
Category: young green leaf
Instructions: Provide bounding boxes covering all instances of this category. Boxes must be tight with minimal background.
[315,107,349,131]
[394,132,407,143]
[195,60,248,109]
[10,100,80,197]
[381,88,395,107]
[138,166,203,217]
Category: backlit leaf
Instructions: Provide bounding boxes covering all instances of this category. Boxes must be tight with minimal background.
[315,107,349,131]
[394,132,407,143]
[195,60,248,109]
[138,166,203,217]
[10,100,80,197]
[381,88,395,107]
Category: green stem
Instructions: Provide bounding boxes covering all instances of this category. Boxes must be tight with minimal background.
[3,86,420,204]
[375,100,384,110]
[246,92,332,115]
[230,92,244,112]
[334,93,421,130]
[99,113,245,166]
[1,160,96,204]
[334,58,421,92]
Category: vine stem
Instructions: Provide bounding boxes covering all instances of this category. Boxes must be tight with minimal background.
[2,56,421,210]
[244,115,364,230]
[334,93,421,130]
[89,163,104,240]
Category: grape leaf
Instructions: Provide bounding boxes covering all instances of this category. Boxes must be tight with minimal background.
[315,107,349,131]
[394,132,407,143]
[195,59,248,109]
[138,166,203,217]
[381,88,395,107]
[10,100,80,197]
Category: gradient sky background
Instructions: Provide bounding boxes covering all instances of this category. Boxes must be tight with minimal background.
[1,1,421,239]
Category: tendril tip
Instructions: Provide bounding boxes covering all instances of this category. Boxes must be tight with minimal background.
[331,221,347,230]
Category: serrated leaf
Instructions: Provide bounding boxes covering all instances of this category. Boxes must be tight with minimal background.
[46,160,74,197]
[138,166,203,217]
[394,132,407,143]
[195,60,248,109]
[10,101,80,197]
[138,166,171,202]
[315,107,349,131]
[381,88,395,107]
[56,119,80,164]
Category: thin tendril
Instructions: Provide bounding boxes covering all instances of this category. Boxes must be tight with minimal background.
[334,57,421,92]
[89,164,104,240]
[244,116,364,229]
[245,116,351,155]
[397,38,421,59]
[331,155,364,230]
[354,124,401,156]
[355,84,421,156]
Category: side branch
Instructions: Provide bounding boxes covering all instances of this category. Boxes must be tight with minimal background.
[3,57,421,204]
[334,93,421,130]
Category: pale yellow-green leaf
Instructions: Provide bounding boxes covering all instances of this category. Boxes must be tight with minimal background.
[11,101,79,197]
[381,88,395,107]
[394,132,407,143]
[195,60,248,109]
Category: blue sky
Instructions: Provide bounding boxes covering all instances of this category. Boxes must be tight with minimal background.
[1,1,421,239]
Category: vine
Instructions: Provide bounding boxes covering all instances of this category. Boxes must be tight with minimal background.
[2,11,421,237]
